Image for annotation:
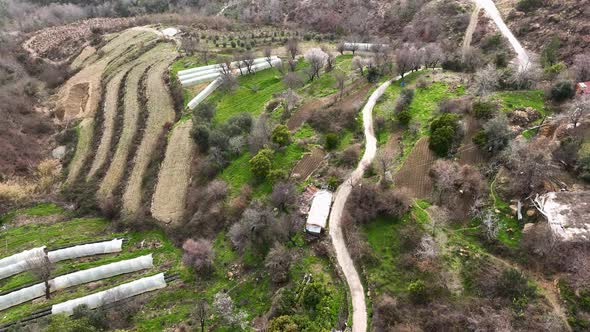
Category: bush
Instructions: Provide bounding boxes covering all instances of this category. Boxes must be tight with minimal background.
[250,148,274,178]
[191,123,211,152]
[473,100,497,120]
[429,126,456,156]
[325,133,339,150]
[516,0,544,12]
[182,238,215,275]
[271,124,291,147]
[367,66,380,83]
[407,280,429,304]
[550,80,575,102]
[396,110,412,126]
[496,268,536,299]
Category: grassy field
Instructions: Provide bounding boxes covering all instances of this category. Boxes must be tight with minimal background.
[494,90,545,114]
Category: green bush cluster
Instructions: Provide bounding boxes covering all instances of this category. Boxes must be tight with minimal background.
[429,113,461,157]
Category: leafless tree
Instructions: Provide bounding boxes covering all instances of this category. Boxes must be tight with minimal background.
[304,48,328,81]
[183,34,199,56]
[286,38,299,60]
[480,113,512,153]
[396,44,415,79]
[264,242,291,284]
[567,95,590,128]
[287,58,297,72]
[193,299,209,332]
[264,46,274,67]
[505,137,554,198]
[336,42,346,55]
[182,238,215,275]
[218,56,237,92]
[198,41,211,65]
[282,88,300,115]
[349,42,359,55]
[334,71,347,99]
[283,72,303,90]
[473,64,500,96]
[423,43,444,69]
[462,46,484,71]
[510,61,541,90]
[270,182,296,210]
[573,53,590,82]
[478,209,500,241]
[352,56,365,75]
[429,160,487,215]
[322,46,336,72]
[233,53,245,75]
[416,234,439,259]
[26,252,53,299]
[228,202,286,252]
[213,291,247,328]
[242,50,255,74]
[248,114,271,154]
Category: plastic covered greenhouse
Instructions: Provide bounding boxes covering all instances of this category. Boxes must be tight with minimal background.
[48,238,123,263]
[0,247,46,268]
[0,255,153,311]
[51,273,167,315]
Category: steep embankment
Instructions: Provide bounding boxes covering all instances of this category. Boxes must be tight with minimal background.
[150,120,195,224]
[97,43,170,204]
[121,46,178,216]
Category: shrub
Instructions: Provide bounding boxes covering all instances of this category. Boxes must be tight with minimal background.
[250,148,274,178]
[496,268,536,299]
[182,238,215,275]
[407,280,429,304]
[271,124,290,147]
[325,133,339,150]
[191,123,211,152]
[396,110,412,126]
[366,66,380,83]
[429,126,456,156]
[550,80,575,102]
[516,0,544,12]
[473,100,497,120]
[265,243,291,284]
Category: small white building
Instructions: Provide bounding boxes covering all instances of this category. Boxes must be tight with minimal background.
[305,190,333,234]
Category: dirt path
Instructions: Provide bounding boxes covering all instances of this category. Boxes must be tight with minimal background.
[474,0,529,68]
[150,120,195,224]
[329,72,413,332]
[463,4,481,55]
[122,47,178,216]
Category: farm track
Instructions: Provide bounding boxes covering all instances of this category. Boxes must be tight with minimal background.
[97,44,170,204]
[151,120,195,224]
[458,115,485,165]
[393,137,436,198]
[122,46,178,216]
[65,29,160,184]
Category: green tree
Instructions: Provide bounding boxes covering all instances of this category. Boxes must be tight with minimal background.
[272,124,291,147]
[550,80,575,102]
[325,133,339,150]
[250,148,274,178]
[430,126,456,156]
[269,315,299,332]
[541,36,560,68]
[396,110,412,126]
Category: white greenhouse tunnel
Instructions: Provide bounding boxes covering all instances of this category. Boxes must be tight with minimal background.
[51,273,167,316]
[0,255,153,311]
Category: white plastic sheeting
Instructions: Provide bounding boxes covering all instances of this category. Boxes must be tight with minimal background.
[179,57,281,87]
[305,190,333,234]
[0,261,33,281]
[343,43,388,51]
[0,255,153,311]
[51,273,167,316]
[0,247,46,268]
[178,56,278,78]
[187,77,222,109]
[48,239,123,263]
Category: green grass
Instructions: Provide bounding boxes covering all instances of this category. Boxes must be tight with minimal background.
[22,203,64,217]
[300,55,354,98]
[170,55,207,78]
[210,67,284,123]
[494,90,545,113]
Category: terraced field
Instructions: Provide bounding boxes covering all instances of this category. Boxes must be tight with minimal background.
[291,147,326,181]
[97,43,171,204]
[65,118,94,184]
[394,137,436,198]
[122,47,178,216]
[151,120,195,225]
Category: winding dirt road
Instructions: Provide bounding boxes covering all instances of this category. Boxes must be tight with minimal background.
[329,74,409,332]
[474,0,529,68]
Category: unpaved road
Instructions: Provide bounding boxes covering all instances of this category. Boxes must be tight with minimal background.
[463,4,481,55]
[329,74,410,332]
[474,0,529,68]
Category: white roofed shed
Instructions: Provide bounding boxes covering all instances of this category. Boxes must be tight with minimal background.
[305,190,333,234]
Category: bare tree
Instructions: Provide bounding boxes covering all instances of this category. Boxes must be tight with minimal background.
[218,56,237,92]
[336,42,346,55]
[510,61,541,90]
[286,38,299,60]
[213,291,246,328]
[193,299,209,332]
[264,47,274,67]
[233,53,245,75]
[473,64,500,96]
[567,95,590,128]
[349,42,359,55]
[321,45,335,72]
[270,182,296,210]
[248,114,271,154]
[304,48,328,81]
[505,137,554,198]
[241,50,255,74]
[198,41,211,65]
[395,44,415,79]
[183,33,199,56]
[287,58,297,72]
[573,53,590,82]
[335,70,347,99]
[479,113,512,153]
[264,243,291,284]
[423,43,444,69]
[283,72,303,90]
[26,252,53,299]
[182,238,215,275]
[352,56,365,75]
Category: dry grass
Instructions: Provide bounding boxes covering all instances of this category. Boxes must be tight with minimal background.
[0,159,61,204]
[122,46,178,215]
[150,120,195,225]
[65,117,94,184]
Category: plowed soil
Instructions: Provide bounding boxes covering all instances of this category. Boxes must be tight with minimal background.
[291,147,326,181]
[394,137,437,198]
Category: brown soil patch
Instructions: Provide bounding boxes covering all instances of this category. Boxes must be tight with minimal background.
[151,120,195,225]
[458,115,485,165]
[287,78,371,131]
[56,83,89,120]
[291,147,326,181]
[394,137,437,199]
